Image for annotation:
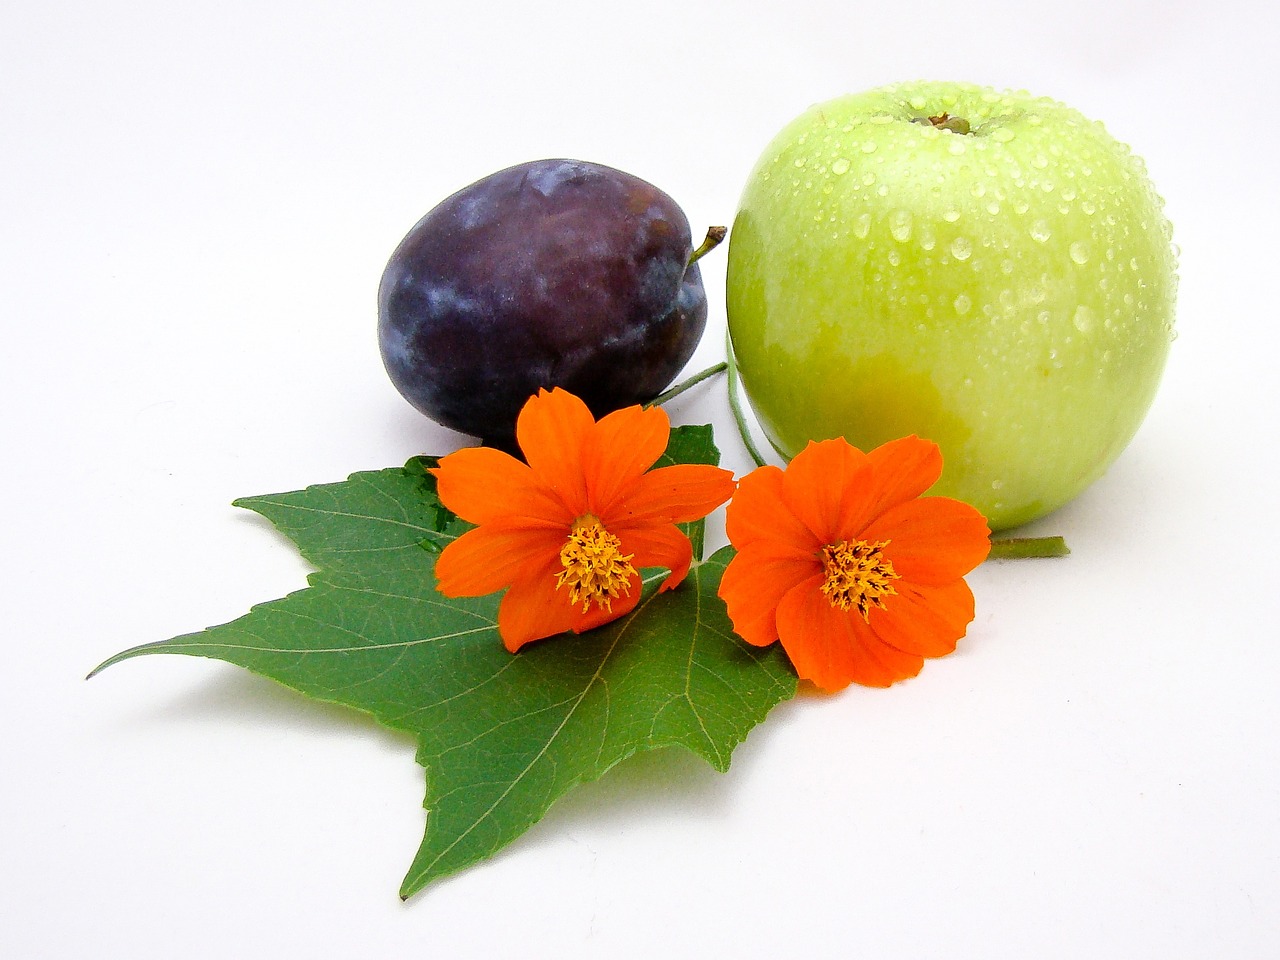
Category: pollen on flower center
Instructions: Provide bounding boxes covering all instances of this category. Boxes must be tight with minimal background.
[555,516,639,613]
[819,539,900,620]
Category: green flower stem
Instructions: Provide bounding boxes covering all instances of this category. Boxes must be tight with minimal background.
[726,331,769,469]
[650,362,728,407]
[987,536,1071,559]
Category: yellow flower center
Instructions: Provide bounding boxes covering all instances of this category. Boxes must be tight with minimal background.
[819,539,900,620]
[555,516,638,613]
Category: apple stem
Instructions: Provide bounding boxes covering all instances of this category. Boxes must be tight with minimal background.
[986,536,1071,560]
[726,331,770,469]
[913,113,971,135]
[688,226,728,267]
[649,362,727,407]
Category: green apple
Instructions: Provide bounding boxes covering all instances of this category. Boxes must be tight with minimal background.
[726,81,1178,530]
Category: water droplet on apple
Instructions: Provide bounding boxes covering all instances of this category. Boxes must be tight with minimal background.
[943,209,961,223]
[1072,305,1096,334]
[1069,242,1090,264]
[918,226,936,251]
[853,212,871,239]
[948,139,967,156]
[953,294,972,315]
[990,127,1016,143]
[889,210,913,242]
[1030,221,1052,242]
[861,141,878,154]
[950,236,973,260]
[793,156,807,168]
[991,479,1004,490]
[831,157,850,175]
[970,183,987,198]
[986,201,1001,215]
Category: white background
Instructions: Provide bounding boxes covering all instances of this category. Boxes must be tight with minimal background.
[4,1,1279,957]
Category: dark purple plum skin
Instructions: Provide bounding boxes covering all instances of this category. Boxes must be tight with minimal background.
[377,159,707,449]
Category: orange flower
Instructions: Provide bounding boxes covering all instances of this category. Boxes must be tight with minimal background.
[431,388,736,652]
[718,436,990,691]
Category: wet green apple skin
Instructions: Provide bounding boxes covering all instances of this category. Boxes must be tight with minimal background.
[727,82,1177,530]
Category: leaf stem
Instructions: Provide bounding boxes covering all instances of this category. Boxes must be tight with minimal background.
[650,362,727,407]
[986,536,1071,560]
[726,331,768,469]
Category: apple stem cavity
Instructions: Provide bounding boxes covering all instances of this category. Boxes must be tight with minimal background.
[649,361,727,407]
[726,331,770,469]
[688,225,728,267]
[913,113,971,135]
[986,536,1071,560]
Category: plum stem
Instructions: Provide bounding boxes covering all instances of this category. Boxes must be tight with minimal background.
[986,536,1071,560]
[688,226,728,267]
[649,362,727,407]
[726,331,769,469]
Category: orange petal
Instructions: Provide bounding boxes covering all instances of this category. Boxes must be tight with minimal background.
[718,540,820,648]
[567,572,642,635]
[610,463,736,526]
[496,556,579,652]
[865,496,991,585]
[852,625,926,688]
[724,464,816,552]
[515,388,595,514]
[868,578,975,658]
[432,446,572,526]
[434,522,565,598]
[583,403,670,515]
[497,552,643,653]
[775,578,923,690]
[864,435,945,518]
[781,439,876,543]
[614,522,693,592]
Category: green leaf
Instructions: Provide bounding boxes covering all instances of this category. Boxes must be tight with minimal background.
[93,425,797,898]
